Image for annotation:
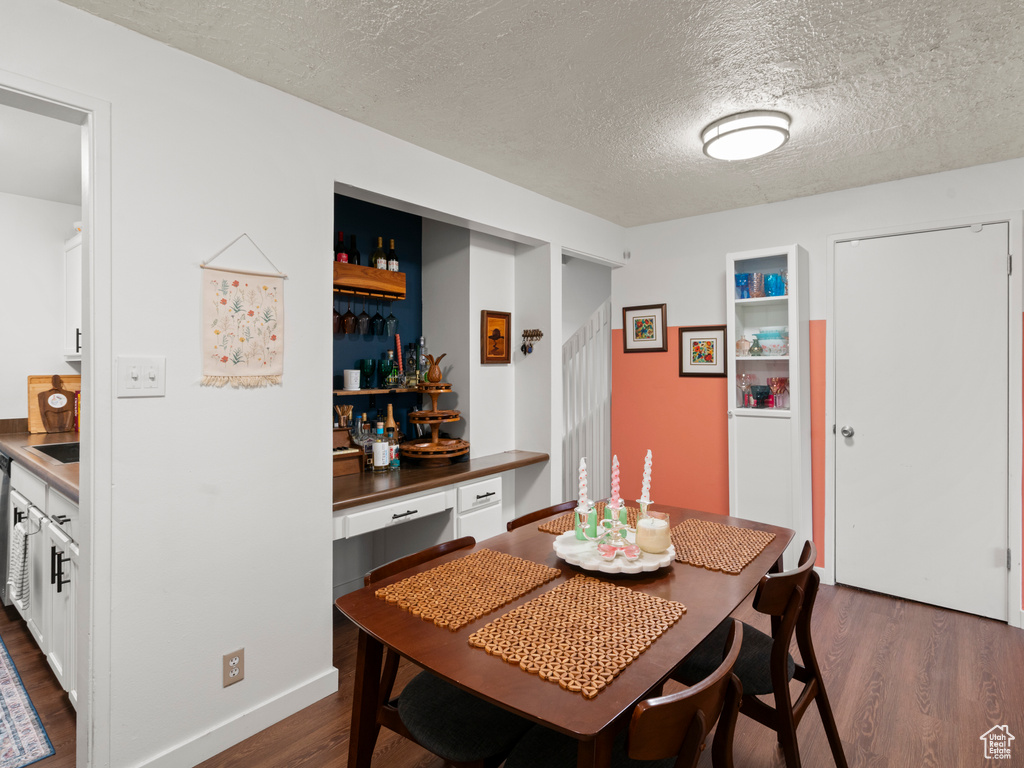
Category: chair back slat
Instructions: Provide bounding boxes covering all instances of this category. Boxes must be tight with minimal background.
[506,501,577,531]
[365,536,476,586]
[628,621,743,763]
[753,540,816,616]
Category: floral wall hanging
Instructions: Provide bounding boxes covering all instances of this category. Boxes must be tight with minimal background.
[200,234,286,388]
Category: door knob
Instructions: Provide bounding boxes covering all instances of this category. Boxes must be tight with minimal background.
[840,426,854,438]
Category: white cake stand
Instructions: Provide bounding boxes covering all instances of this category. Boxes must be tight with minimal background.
[552,530,674,574]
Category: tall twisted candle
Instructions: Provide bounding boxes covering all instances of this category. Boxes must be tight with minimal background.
[610,455,621,508]
[395,334,403,373]
[578,457,588,509]
[640,449,652,502]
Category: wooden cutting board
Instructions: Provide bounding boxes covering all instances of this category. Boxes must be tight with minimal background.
[28,375,82,434]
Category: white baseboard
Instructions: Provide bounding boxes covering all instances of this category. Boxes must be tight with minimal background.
[136,668,339,768]
[814,565,834,586]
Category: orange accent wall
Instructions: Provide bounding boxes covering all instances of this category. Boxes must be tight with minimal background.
[809,320,826,567]
[611,329,730,516]
[611,323,829,566]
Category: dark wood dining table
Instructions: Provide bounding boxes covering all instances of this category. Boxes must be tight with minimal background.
[335,504,793,768]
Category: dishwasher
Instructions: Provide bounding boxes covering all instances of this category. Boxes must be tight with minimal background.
[0,451,11,606]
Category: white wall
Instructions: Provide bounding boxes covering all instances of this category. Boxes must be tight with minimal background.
[562,256,612,340]
[0,2,626,766]
[515,242,561,512]
[468,231,516,456]
[422,219,471,435]
[617,159,1024,325]
[0,192,81,420]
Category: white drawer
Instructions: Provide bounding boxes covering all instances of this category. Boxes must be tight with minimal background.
[457,477,502,513]
[345,491,450,538]
[11,465,47,512]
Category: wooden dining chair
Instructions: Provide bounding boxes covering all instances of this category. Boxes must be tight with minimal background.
[504,620,744,768]
[672,541,848,768]
[506,500,577,531]
[362,536,532,768]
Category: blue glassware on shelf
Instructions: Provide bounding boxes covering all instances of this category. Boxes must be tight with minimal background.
[765,272,784,296]
[735,272,750,299]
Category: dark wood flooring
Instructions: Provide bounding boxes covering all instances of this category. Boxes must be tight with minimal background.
[3,584,1022,767]
[0,604,76,767]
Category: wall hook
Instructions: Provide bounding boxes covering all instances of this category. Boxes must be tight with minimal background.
[521,329,543,355]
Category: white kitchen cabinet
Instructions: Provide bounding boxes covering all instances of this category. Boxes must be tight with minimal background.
[726,244,811,567]
[44,521,76,707]
[64,233,82,360]
[25,507,49,650]
[7,462,79,703]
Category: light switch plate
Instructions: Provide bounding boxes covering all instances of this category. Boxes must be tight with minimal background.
[116,356,166,397]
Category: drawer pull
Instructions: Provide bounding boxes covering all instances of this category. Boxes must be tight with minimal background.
[13,506,26,525]
[475,491,496,500]
[50,546,72,592]
[392,509,419,520]
[52,515,71,525]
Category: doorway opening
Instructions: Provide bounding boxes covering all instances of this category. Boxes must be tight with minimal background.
[0,73,113,766]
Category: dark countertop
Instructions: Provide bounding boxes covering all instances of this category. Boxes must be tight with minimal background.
[333,450,548,512]
[0,432,80,503]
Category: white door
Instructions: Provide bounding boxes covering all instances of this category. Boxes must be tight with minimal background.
[834,223,1008,620]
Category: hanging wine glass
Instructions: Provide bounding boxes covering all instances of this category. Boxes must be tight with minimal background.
[371,297,385,336]
[341,295,357,335]
[357,295,371,335]
[384,300,399,337]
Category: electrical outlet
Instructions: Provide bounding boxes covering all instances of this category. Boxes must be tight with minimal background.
[223,648,244,687]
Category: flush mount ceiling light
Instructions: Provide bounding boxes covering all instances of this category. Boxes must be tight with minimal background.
[701,110,791,161]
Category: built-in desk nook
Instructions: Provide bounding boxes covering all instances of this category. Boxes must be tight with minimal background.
[332,451,548,597]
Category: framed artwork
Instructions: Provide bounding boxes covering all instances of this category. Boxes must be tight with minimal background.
[622,304,667,353]
[481,310,512,364]
[679,325,727,377]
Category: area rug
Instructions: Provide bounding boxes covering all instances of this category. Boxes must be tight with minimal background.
[0,634,54,768]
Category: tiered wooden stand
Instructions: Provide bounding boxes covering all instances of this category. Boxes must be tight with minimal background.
[402,381,470,466]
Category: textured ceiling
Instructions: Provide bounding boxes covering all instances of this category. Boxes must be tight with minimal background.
[60,0,1024,227]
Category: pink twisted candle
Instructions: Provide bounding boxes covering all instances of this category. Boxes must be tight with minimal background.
[610,455,621,508]
[395,334,403,373]
[578,457,588,508]
[640,450,652,502]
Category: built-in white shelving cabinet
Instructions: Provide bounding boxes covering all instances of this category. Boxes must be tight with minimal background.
[725,244,811,567]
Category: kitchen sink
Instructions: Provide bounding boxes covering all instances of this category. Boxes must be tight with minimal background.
[25,442,80,464]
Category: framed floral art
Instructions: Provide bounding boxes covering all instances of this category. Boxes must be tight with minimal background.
[622,304,667,353]
[679,325,727,377]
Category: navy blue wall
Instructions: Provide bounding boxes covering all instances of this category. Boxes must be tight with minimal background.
[333,195,423,432]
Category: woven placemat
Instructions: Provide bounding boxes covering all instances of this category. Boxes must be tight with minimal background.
[467,574,686,699]
[375,549,560,631]
[670,518,775,574]
[537,502,641,534]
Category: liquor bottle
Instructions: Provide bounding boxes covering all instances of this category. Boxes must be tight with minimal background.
[358,413,373,469]
[372,422,390,473]
[372,237,388,270]
[387,426,401,470]
[387,238,399,271]
[417,337,428,383]
[335,231,348,263]
[384,403,398,433]
[348,234,361,266]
